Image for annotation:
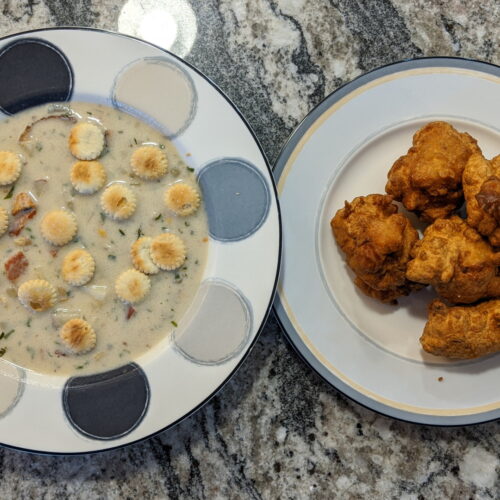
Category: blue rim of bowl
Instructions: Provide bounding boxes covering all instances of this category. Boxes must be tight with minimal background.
[0,27,282,456]
[273,56,500,427]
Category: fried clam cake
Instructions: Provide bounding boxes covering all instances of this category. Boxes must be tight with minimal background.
[421,299,500,359]
[407,216,500,304]
[386,121,480,221]
[462,151,500,247]
[331,194,423,304]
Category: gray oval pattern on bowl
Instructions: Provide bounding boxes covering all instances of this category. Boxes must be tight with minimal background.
[197,158,271,242]
[0,38,73,115]
[111,57,197,138]
[173,279,253,365]
[63,362,150,441]
[0,363,25,418]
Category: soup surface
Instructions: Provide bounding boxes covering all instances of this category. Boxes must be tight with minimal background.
[0,102,208,375]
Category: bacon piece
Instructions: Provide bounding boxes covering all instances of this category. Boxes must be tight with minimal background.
[126,305,136,320]
[12,192,37,216]
[4,251,29,281]
[9,192,38,235]
[9,207,37,236]
[49,248,59,258]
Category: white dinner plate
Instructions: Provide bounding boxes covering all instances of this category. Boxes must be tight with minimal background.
[0,28,281,453]
[274,58,500,425]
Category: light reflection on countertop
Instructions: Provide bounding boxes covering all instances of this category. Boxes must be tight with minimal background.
[118,0,197,57]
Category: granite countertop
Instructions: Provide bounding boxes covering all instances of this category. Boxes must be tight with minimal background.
[0,1,499,498]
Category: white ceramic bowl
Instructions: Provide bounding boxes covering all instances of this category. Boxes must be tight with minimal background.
[0,28,281,454]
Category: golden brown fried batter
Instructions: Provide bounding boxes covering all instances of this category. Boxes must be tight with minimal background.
[386,121,480,221]
[477,176,500,220]
[406,216,500,304]
[462,152,500,246]
[331,194,422,303]
[421,299,500,359]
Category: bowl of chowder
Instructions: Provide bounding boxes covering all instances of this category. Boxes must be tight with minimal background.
[0,29,280,454]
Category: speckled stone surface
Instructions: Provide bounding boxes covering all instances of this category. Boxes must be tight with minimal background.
[0,1,499,498]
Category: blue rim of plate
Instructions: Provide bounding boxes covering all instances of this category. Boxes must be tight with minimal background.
[0,27,282,456]
[273,56,500,427]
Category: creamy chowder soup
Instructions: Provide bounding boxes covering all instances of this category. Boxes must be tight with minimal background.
[0,102,208,375]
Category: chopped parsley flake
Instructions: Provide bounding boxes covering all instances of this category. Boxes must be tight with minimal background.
[0,330,12,340]
[4,185,14,199]
[171,321,178,327]
[119,229,126,236]
[187,167,195,173]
